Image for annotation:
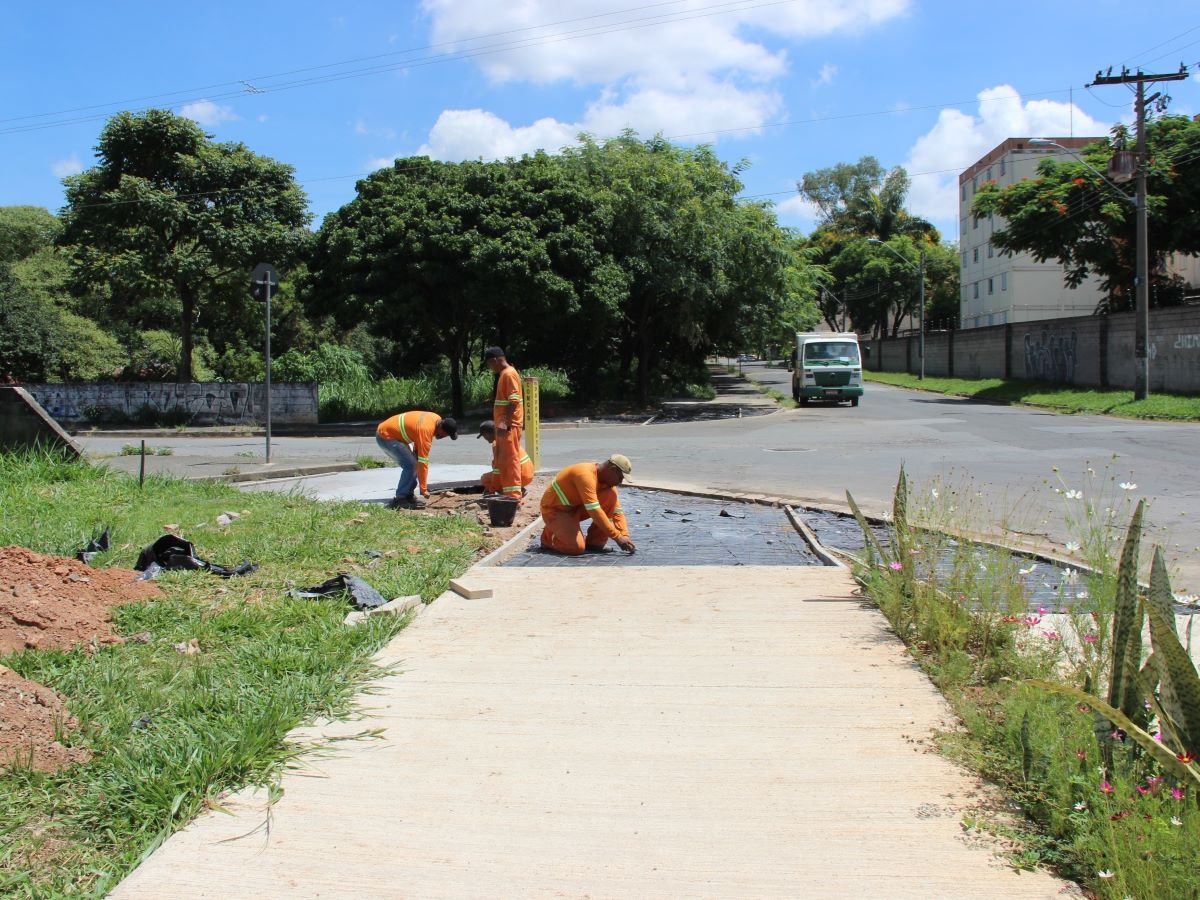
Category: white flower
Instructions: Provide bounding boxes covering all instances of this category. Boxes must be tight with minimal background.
[1074,802,1087,811]
[1097,870,1114,879]
[1019,564,1038,576]
[1087,467,1096,475]
[1063,569,1079,586]
[1053,487,1062,494]
[1171,816,1183,826]
[931,488,939,499]
[1065,541,1081,553]
[1064,489,1082,500]
[1174,594,1198,606]
[1119,482,1137,490]
[1077,590,1090,600]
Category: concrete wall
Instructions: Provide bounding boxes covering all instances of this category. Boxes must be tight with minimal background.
[19,382,319,426]
[866,306,1200,393]
[0,387,83,456]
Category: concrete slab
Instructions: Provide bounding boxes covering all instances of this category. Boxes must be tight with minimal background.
[111,567,1067,898]
[238,464,486,501]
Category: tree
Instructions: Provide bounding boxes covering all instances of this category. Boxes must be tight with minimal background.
[307,154,611,415]
[59,110,311,381]
[972,116,1200,310]
[795,158,952,337]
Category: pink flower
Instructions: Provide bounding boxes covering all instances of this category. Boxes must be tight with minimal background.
[1076,703,1090,713]
[1154,732,1163,742]
[888,561,904,571]
[1075,749,1086,760]
[1171,788,1185,800]
[1023,616,1041,626]
[1136,786,1150,795]
[1099,781,1114,794]
[1037,606,1048,615]
[1082,633,1098,643]
[1042,630,1061,640]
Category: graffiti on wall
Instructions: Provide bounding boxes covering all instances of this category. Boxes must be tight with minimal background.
[23,383,316,426]
[1024,328,1078,382]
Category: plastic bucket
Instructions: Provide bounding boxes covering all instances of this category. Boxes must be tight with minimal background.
[487,496,520,527]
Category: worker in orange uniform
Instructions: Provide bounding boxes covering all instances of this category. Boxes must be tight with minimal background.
[375,411,458,509]
[477,420,534,494]
[483,346,524,501]
[539,455,637,556]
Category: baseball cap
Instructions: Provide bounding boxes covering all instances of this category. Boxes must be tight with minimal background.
[477,419,495,438]
[608,453,632,480]
[439,417,459,440]
[483,346,506,360]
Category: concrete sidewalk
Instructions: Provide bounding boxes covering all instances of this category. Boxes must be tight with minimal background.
[111,566,1066,898]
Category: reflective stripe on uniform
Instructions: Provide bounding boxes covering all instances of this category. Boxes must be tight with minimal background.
[502,485,521,492]
[519,454,532,464]
[397,416,410,443]
[551,481,569,506]
[493,399,510,406]
[584,502,600,511]
[417,456,429,464]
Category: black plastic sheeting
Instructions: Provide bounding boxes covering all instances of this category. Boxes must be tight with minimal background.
[75,527,111,565]
[133,534,257,580]
[291,574,388,610]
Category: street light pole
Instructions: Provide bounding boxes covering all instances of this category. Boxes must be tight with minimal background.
[868,239,925,380]
[1133,80,1151,400]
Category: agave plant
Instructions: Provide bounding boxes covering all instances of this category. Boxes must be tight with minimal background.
[1032,500,1200,790]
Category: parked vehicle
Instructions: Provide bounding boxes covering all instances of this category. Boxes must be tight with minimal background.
[791,332,863,407]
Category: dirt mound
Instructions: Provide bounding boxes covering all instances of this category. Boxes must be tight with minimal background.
[0,666,91,771]
[416,476,551,551]
[0,546,163,655]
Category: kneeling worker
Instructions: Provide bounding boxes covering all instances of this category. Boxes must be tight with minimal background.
[540,455,637,555]
[478,420,533,494]
[375,410,458,509]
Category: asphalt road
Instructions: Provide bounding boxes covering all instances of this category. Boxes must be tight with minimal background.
[77,365,1200,589]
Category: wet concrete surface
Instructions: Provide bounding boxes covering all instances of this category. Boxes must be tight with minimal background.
[503,487,818,567]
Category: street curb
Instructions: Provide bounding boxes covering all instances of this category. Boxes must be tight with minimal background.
[186,462,361,484]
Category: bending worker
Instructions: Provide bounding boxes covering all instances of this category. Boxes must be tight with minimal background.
[478,420,533,494]
[483,346,524,501]
[375,410,458,509]
[540,455,637,556]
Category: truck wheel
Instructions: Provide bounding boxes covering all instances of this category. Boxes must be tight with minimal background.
[792,381,799,402]
[799,396,809,407]
[850,397,859,407]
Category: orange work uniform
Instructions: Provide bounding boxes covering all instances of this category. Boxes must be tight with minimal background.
[376,411,440,494]
[482,444,533,493]
[539,462,629,556]
[493,364,524,498]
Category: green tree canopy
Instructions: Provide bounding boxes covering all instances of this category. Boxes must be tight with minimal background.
[972,116,1200,310]
[59,110,311,381]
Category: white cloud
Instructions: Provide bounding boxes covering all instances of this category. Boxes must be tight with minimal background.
[178,99,238,126]
[903,85,1108,232]
[775,193,821,232]
[414,1,906,164]
[367,154,403,170]
[51,155,82,178]
[811,63,837,89]
[355,118,397,139]
[419,74,781,161]
[258,114,269,123]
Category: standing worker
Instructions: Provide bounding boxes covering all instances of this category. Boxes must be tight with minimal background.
[477,420,533,494]
[540,455,637,556]
[375,411,458,509]
[483,346,524,502]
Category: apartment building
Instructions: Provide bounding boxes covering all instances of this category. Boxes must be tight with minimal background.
[959,137,1106,329]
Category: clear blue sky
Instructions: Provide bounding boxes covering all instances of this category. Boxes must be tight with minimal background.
[2,1,1197,241]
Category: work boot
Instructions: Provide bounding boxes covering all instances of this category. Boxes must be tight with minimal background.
[387,496,412,510]
[411,496,427,509]
[585,544,614,554]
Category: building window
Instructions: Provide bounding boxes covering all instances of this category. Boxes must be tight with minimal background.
[973,282,980,299]
[986,165,992,181]
[988,278,994,295]
[1001,272,1007,291]
[960,184,966,200]
[972,175,978,194]
[973,247,979,263]
[987,242,994,258]
[973,216,979,230]
[1000,158,1006,176]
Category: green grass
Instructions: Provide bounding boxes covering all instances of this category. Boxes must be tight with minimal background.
[0,450,484,896]
[865,370,1200,421]
[319,367,572,422]
[853,468,1199,898]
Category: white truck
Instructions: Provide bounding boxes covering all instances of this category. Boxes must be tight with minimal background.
[790,332,864,407]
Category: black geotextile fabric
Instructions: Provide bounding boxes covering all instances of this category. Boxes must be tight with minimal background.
[134,534,257,578]
[291,574,389,610]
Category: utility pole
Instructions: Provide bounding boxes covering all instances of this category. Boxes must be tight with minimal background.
[1089,64,1188,400]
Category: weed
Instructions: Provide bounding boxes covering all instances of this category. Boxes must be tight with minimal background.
[355,456,386,470]
[118,445,174,457]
